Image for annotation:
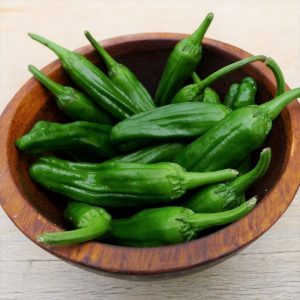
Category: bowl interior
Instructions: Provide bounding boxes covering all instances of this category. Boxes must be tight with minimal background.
[1,34,295,276]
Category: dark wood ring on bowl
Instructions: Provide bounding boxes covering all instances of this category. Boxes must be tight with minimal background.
[0,33,299,279]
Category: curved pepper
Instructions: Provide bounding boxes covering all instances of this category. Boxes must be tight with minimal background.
[37,202,111,245]
[28,33,142,120]
[171,55,266,104]
[110,102,231,144]
[174,88,300,172]
[29,156,238,208]
[84,31,155,112]
[110,197,257,246]
[16,120,116,161]
[28,65,114,124]
[155,13,214,106]
[183,148,271,212]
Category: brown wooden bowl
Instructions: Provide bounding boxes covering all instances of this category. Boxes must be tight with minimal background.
[0,33,299,279]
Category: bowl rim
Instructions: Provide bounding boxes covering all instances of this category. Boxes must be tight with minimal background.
[0,32,299,277]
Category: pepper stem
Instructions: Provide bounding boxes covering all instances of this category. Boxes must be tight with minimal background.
[185,197,257,231]
[259,88,300,120]
[37,218,110,245]
[184,169,239,190]
[84,31,117,69]
[229,148,271,194]
[28,65,65,96]
[192,72,202,84]
[265,57,285,96]
[28,33,70,60]
[190,12,214,44]
[200,55,267,89]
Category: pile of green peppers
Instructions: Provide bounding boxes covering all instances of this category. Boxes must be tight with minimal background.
[17,13,300,247]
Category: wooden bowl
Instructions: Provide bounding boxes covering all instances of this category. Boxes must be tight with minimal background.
[0,33,299,279]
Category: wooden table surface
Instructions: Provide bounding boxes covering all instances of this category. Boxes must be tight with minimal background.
[0,1,299,299]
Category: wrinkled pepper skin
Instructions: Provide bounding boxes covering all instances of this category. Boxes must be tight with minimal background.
[171,55,267,104]
[155,13,214,106]
[16,121,116,161]
[85,31,155,112]
[37,202,111,245]
[28,33,141,120]
[28,65,114,124]
[184,148,271,213]
[29,156,238,208]
[224,77,257,109]
[109,143,185,163]
[110,102,231,144]
[110,198,257,246]
[174,88,300,172]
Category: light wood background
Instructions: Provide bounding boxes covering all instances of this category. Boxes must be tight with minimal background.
[0,0,299,299]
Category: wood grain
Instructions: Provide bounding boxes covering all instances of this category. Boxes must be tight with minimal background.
[0,33,299,278]
[0,0,299,298]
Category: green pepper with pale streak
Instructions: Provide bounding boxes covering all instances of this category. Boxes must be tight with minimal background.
[155,13,214,106]
[28,65,114,124]
[84,31,155,112]
[174,88,300,172]
[183,148,271,212]
[16,121,116,161]
[29,156,238,208]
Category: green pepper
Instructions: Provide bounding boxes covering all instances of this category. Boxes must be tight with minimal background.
[171,55,266,104]
[110,197,257,246]
[16,121,116,161]
[37,202,111,245]
[110,102,231,144]
[224,77,257,109]
[109,143,185,163]
[29,156,238,208]
[174,88,300,172]
[183,148,271,212]
[154,13,214,106]
[28,33,141,120]
[28,65,114,124]
[84,31,155,112]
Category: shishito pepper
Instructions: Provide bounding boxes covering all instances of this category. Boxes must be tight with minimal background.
[38,197,256,246]
[84,31,155,112]
[110,197,257,246]
[37,202,111,245]
[154,13,214,106]
[110,102,231,144]
[224,77,257,109]
[174,88,300,172]
[28,65,113,124]
[28,33,141,120]
[109,143,185,163]
[183,148,271,212]
[16,121,116,161]
[29,156,238,208]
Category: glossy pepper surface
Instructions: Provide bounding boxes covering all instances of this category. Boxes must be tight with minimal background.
[174,88,300,172]
[224,77,257,109]
[171,55,266,104]
[28,33,141,120]
[110,197,257,246]
[84,31,155,112]
[28,65,113,124]
[29,156,238,208]
[110,102,231,144]
[154,13,214,106]
[184,148,271,212]
[37,202,111,245]
[16,121,116,161]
